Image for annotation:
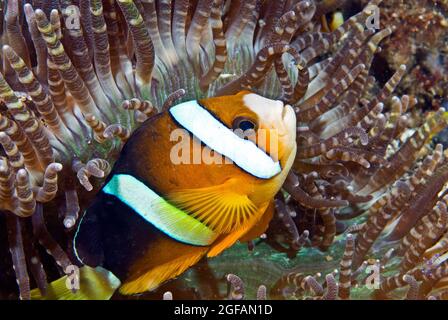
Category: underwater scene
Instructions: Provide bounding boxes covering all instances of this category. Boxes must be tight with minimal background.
[0,0,448,302]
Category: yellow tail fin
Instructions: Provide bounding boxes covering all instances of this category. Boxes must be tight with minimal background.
[30,266,120,300]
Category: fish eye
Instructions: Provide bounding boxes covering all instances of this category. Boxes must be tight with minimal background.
[232,116,257,132]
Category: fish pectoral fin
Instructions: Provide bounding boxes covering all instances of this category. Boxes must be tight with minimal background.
[238,199,274,243]
[119,245,208,295]
[167,178,259,234]
[207,201,271,258]
[30,266,120,300]
[207,228,250,258]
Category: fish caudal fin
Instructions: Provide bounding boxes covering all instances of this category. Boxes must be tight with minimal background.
[30,266,120,300]
[119,238,208,295]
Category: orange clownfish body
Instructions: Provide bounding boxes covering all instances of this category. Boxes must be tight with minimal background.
[33,91,297,299]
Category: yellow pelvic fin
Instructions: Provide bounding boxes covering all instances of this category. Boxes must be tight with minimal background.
[119,238,208,295]
[207,201,270,257]
[30,266,120,300]
[167,178,259,234]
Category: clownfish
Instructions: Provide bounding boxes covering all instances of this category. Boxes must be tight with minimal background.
[31,91,297,299]
[321,11,344,33]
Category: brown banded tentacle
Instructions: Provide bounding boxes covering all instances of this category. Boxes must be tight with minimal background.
[322,274,338,300]
[185,0,214,76]
[226,274,245,300]
[403,275,420,300]
[138,0,170,66]
[385,146,445,243]
[318,26,374,86]
[3,45,67,136]
[63,189,81,229]
[103,124,131,142]
[0,72,54,168]
[353,181,411,267]
[216,43,291,95]
[162,89,187,111]
[15,169,37,218]
[200,0,227,90]
[256,0,287,47]
[274,193,301,251]
[357,103,385,132]
[272,11,298,44]
[318,208,336,251]
[47,58,72,123]
[297,64,365,122]
[284,172,349,208]
[31,203,73,270]
[49,9,62,40]
[359,109,448,195]
[171,0,189,61]
[0,114,40,171]
[274,57,294,103]
[157,0,181,66]
[84,113,107,143]
[74,158,111,192]
[367,65,407,111]
[34,9,101,119]
[225,0,258,43]
[256,285,267,300]
[122,98,155,123]
[399,199,448,273]
[116,0,155,97]
[61,6,113,114]
[303,275,324,296]
[325,146,386,169]
[35,163,63,203]
[297,127,368,160]
[0,159,15,207]
[23,4,48,83]
[6,214,31,300]
[364,96,404,154]
[4,0,31,70]
[0,132,25,171]
[89,0,123,103]
[339,233,355,299]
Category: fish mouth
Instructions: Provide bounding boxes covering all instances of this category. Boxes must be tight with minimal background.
[274,103,296,163]
[279,104,296,137]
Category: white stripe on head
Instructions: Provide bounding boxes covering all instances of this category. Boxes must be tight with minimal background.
[169,100,281,179]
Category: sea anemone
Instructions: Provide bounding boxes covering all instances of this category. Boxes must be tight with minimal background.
[0,0,447,300]
[356,0,448,110]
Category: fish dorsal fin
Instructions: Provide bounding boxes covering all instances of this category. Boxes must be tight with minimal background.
[167,179,259,234]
